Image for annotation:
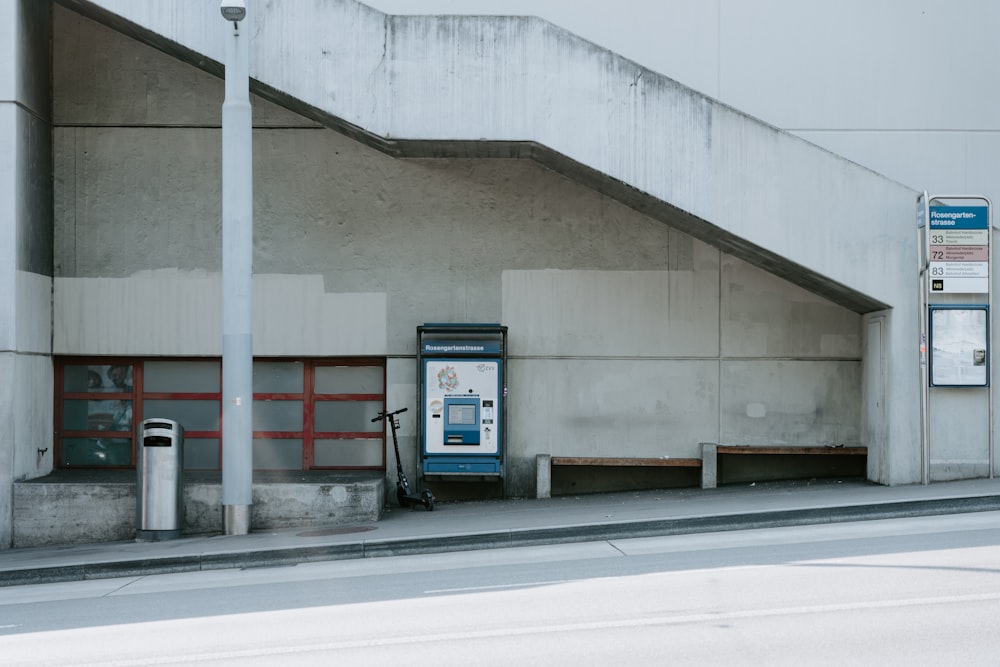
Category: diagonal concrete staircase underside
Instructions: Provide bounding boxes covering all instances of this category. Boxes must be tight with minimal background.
[57,0,917,314]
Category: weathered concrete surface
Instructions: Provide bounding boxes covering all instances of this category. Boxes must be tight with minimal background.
[701,444,718,489]
[0,0,54,550]
[59,0,915,313]
[365,1,1000,217]
[535,454,551,499]
[48,0,925,493]
[0,355,13,548]
[12,472,385,548]
[14,475,135,547]
[183,474,386,534]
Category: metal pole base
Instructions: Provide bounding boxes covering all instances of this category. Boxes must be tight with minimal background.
[223,504,251,535]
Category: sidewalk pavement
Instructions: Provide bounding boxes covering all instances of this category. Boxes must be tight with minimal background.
[3,477,1000,588]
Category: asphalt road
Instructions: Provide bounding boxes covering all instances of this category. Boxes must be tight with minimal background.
[2,511,1000,665]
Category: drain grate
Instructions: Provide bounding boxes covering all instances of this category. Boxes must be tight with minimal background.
[296,526,378,537]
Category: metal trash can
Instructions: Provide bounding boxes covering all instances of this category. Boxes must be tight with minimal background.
[136,418,184,541]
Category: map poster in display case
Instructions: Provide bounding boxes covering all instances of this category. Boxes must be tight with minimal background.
[929,305,989,387]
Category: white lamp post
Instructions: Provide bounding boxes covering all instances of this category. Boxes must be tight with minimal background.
[220,0,253,535]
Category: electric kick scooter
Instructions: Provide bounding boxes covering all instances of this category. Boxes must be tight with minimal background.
[372,407,435,511]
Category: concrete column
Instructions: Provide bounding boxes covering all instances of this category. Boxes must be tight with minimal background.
[0,0,53,549]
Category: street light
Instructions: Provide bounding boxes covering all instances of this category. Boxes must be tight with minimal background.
[221,0,253,535]
[220,0,246,25]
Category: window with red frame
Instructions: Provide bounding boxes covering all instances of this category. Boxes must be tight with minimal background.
[55,358,386,471]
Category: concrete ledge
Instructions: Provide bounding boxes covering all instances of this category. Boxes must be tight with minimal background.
[13,471,385,548]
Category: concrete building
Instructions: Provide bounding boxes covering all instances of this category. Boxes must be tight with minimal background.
[1,0,994,547]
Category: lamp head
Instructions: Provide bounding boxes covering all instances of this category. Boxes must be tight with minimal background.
[220,0,246,24]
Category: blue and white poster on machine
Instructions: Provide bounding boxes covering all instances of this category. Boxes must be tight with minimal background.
[423,359,501,456]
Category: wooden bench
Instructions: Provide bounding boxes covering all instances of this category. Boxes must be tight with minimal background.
[701,443,867,488]
[536,454,702,498]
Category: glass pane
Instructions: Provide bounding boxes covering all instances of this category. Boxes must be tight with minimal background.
[252,438,302,470]
[315,366,384,394]
[253,400,303,431]
[145,360,220,393]
[143,399,219,431]
[184,438,220,471]
[315,401,383,433]
[253,361,304,393]
[63,364,133,393]
[62,437,132,466]
[63,399,133,432]
[314,438,383,467]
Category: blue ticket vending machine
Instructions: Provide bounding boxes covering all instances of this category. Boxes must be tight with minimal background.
[418,324,507,488]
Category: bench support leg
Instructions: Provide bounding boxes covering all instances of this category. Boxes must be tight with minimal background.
[701,443,718,489]
[536,454,552,499]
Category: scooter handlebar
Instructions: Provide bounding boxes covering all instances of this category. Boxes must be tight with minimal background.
[371,407,408,422]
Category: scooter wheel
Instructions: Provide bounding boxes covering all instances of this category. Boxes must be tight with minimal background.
[422,490,435,511]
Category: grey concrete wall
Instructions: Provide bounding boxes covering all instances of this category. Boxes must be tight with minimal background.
[49,5,870,500]
[929,390,991,481]
[502,258,863,495]
[59,0,935,493]
[0,0,54,549]
[358,0,1000,484]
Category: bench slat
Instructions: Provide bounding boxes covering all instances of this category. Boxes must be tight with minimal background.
[716,446,867,456]
[551,456,702,468]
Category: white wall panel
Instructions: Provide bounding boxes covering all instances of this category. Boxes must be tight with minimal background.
[16,271,51,354]
[508,358,719,460]
[502,265,720,358]
[793,130,965,194]
[721,359,861,446]
[53,272,387,357]
[720,0,1000,132]
[721,257,861,359]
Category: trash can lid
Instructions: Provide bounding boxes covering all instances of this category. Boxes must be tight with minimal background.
[142,418,182,432]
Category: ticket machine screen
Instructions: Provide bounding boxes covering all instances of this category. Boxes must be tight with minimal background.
[444,398,480,445]
[448,403,476,425]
